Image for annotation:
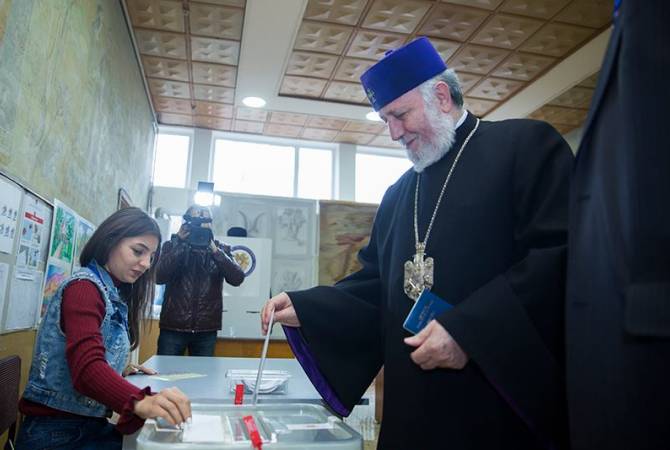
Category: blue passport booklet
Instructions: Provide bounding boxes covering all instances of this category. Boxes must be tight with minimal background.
[403,289,453,335]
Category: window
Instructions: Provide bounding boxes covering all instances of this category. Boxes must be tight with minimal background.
[152,133,191,188]
[211,139,334,199]
[212,139,295,197]
[297,147,333,200]
[355,152,412,204]
[168,215,183,237]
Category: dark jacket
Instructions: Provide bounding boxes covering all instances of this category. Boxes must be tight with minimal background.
[156,235,244,332]
[566,2,670,450]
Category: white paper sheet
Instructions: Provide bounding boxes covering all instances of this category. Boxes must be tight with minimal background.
[5,268,43,331]
[0,262,10,329]
[182,414,225,443]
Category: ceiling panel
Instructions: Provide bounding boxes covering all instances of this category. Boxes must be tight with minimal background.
[127,0,185,32]
[191,62,237,86]
[189,3,244,39]
[301,127,340,141]
[269,112,309,126]
[154,96,193,114]
[142,56,190,81]
[499,0,571,20]
[442,0,504,11]
[126,0,610,148]
[491,52,555,80]
[303,0,368,26]
[194,100,234,118]
[134,29,187,59]
[419,4,489,42]
[286,52,339,79]
[519,23,594,57]
[470,14,543,49]
[361,0,432,34]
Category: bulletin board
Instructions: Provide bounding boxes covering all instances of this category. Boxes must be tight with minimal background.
[0,172,97,333]
[0,172,53,333]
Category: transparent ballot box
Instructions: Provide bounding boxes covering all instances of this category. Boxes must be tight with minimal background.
[136,403,363,449]
[226,369,291,394]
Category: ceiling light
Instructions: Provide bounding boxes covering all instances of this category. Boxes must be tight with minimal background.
[366,111,382,122]
[242,96,266,108]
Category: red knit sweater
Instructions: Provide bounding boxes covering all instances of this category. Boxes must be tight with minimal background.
[19,279,149,434]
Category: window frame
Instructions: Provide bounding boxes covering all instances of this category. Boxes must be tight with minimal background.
[209,131,336,200]
[354,145,411,204]
[152,126,194,189]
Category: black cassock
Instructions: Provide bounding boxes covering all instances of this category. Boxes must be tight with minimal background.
[566,2,670,450]
[286,112,573,449]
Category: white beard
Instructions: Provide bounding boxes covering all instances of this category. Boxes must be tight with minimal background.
[405,104,457,173]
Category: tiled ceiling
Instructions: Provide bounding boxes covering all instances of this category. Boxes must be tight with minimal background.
[527,70,598,134]
[125,0,612,148]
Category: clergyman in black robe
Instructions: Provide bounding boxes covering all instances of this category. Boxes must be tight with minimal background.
[262,37,573,450]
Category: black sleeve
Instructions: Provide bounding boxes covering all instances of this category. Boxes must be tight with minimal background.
[212,241,245,287]
[288,204,387,411]
[155,236,189,285]
[437,121,572,447]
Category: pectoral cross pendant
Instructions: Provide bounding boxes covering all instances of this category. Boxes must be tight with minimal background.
[404,242,434,301]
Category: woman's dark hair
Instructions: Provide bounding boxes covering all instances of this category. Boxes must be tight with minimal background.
[79,207,161,350]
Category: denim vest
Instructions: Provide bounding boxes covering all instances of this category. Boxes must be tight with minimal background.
[23,261,130,417]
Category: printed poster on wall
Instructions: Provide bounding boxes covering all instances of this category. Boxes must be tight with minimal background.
[72,217,95,271]
[49,200,76,265]
[41,262,68,316]
[16,193,52,271]
[0,176,22,254]
[41,199,77,317]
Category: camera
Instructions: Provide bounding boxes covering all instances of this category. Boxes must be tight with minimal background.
[183,214,214,248]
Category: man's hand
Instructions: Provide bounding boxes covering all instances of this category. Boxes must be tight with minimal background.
[177,224,190,241]
[404,320,468,370]
[209,240,218,253]
[261,292,300,335]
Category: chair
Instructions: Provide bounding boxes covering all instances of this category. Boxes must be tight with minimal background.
[0,355,20,450]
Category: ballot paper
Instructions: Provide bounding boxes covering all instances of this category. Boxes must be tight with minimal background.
[150,372,206,382]
[182,414,226,443]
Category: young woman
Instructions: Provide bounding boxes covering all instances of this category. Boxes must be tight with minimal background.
[16,207,191,450]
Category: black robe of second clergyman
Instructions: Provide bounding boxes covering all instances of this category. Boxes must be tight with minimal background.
[288,112,573,449]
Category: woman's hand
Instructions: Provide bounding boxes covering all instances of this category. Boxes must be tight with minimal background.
[123,363,157,377]
[134,387,191,426]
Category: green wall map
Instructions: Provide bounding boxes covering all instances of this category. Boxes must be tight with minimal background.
[0,0,11,45]
[0,0,154,224]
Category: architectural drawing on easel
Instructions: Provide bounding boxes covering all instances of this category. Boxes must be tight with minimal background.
[318,201,377,286]
[271,260,312,296]
[237,209,267,237]
[274,207,308,256]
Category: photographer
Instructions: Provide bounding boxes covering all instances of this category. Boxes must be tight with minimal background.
[156,205,244,356]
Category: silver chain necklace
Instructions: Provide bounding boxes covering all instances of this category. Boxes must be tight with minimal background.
[403,118,480,301]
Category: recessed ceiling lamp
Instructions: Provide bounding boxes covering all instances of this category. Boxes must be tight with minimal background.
[242,96,266,108]
[366,111,383,122]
